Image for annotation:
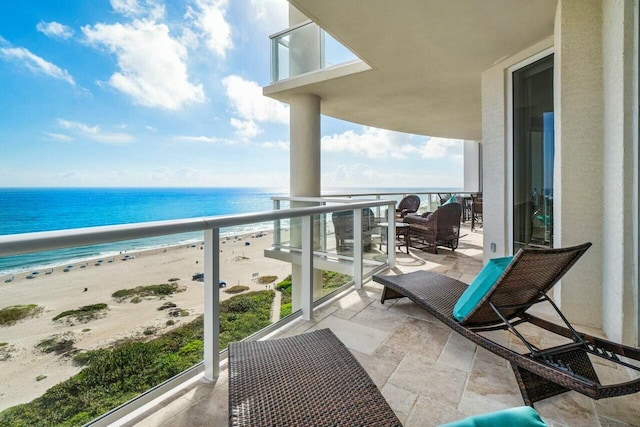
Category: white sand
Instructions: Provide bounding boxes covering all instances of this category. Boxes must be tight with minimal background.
[0,230,291,411]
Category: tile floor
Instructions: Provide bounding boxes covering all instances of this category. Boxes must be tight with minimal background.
[127,225,640,427]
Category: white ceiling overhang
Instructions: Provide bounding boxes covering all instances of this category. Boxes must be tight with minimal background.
[264,0,557,140]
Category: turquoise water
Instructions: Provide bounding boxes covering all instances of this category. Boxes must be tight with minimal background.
[0,187,287,274]
[0,187,459,274]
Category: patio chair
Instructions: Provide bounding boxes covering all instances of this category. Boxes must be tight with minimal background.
[396,194,421,218]
[332,208,375,252]
[404,202,461,253]
[471,194,483,231]
[373,242,640,406]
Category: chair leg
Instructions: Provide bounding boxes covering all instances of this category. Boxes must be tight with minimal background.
[380,286,405,304]
[510,364,570,406]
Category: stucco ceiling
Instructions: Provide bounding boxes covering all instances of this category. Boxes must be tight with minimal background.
[265,0,557,140]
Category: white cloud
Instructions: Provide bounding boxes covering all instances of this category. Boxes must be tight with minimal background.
[258,140,288,150]
[58,119,135,145]
[0,46,75,85]
[322,127,463,160]
[173,135,224,144]
[250,0,288,30]
[43,132,74,142]
[186,0,232,58]
[415,137,463,159]
[82,19,205,110]
[110,0,165,20]
[36,21,74,39]
[222,74,288,138]
[322,127,413,159]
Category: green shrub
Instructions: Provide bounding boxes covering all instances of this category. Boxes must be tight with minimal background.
[167,278,180,282]
[323,271,351,291]
[224,285,249,294]
[280,302,292,318]
[130,297,142,304]
[36,375,47,382]
[257,275,277,284]
[112,284,183,302]
[166,320,175,326]
[0,304,43,326]
[36,335,76,355]
[0,290,275,426]
[53,304,108,322]
[276,276,292,318]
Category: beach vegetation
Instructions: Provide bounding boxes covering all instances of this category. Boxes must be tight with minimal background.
[0,343,15,361]
[53,303,108,323]
[112,283,184,302]
[158,302,177,311]
[0,290,274,426]
[275,275,292,318]
[143,327,157,336]
[168,278,180,282]
[131,296,142,304]
[168,308,190,317]
[36,334,76,356]
[224,285,249,294]
[36,375,47,382]
[257,275,277,284]
[82,329,91,333]
[166,320,175,326]
[323,271,351,292]
[0,304,43,326]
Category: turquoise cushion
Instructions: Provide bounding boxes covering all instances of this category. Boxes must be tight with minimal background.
[439,406,547,427]
[453,255,513,322]
[443,195,457,205]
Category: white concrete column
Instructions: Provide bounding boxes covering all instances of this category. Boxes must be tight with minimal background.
[601,0,638,344]
[463,140,482,193]
[553,0,604,329]
[289,93,323,311]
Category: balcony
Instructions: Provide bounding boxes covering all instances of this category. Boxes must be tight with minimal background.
[270,20,360,83]
[122,223,639,426]
[1,194,638,426]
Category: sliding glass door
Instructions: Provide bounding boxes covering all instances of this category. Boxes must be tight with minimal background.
[513,55,554,251]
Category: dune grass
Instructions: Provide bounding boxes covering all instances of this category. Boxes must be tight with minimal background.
[53,303,108,322]
[112,283,183,302]
[0,290,274,426]
[0,304,43,326]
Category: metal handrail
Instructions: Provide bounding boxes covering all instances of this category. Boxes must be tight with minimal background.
[0,199,392,257]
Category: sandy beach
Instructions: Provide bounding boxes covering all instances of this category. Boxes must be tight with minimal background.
[0,230,291,411]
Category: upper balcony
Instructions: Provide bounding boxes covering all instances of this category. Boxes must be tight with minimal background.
[270,20,360,83]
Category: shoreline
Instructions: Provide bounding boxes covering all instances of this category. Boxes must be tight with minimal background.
[0,229,290,411]
[0,225,274,279]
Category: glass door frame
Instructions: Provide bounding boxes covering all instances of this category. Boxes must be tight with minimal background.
[506,47,554,255]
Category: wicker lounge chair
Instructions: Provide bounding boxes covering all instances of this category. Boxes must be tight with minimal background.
[396,194,421,218]
[332,208,375,252]
[403,202,461,253]
[228,329,401,426]
[373,242,640,406]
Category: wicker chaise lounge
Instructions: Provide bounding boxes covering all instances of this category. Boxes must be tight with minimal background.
[373,242,640,406]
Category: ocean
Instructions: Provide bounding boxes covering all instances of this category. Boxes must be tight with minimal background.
[0,187,459,275]
[0,187,289,275]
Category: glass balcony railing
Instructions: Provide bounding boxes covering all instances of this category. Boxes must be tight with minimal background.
[0,198,394,426]
[270,20,359,82]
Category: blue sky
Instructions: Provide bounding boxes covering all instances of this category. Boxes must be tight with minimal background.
[0,0,463,189]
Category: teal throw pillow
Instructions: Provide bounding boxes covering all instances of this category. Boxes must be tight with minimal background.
[439,406,547,427]
[443,196,457,205]
[453,255,513,322]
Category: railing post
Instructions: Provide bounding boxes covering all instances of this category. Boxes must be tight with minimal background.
[353,208,363,289]
[273,199,281,247]
[301,215,314,320]
[203,228,220,381]
[387,204,396,268]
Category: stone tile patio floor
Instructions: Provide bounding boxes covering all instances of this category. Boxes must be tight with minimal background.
[128,225,640,427]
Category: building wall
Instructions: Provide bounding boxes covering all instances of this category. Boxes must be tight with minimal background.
[463,141,482,193]
[554,0,604,328]
[601,0,638,343]
[482,0,638,342]
[481,37,553,262]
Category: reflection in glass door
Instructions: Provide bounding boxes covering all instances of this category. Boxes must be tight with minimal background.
[513,55,554,251]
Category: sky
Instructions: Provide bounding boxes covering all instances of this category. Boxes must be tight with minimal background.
[0,0,463,189]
